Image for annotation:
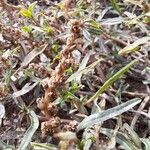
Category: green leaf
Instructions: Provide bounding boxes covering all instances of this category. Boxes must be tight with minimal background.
[53,53,60,62]
[43,26,53,34]
[4,69,12,86]
[20,9,33,18]
[111,0,121,13]
[118,36,150,56]
[86,59,137,104]
[22,26,32,33]
[87,21,103,35]
[28,2,37,12]
[20,2,36,19]
[88,27,102,35]
[89,20,101,29]
[52,44,60,53]
[77,98,141,131]
[18,109,39,150]
[143,17,150,23]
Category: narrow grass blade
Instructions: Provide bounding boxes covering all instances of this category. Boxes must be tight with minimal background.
[77,98,141,131]
[100,128,137,150]
[0,140,14,150]
[141,139,150,150]
[66,58,103,83]
[0,103,5,119]
[18,110,39,150]
[21,44,48,68]
[75,51,94,83]
[13,82,38,97]
[30,142,58,150]
[123,123,141,148]
[111,0,121,13]
[86,59,137,104]
[83,132,93,150]
[118,36,150,56]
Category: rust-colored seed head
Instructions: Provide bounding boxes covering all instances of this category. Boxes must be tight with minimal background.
[37,19,82,136]
[41,117,61,135]
[47,103,58,116]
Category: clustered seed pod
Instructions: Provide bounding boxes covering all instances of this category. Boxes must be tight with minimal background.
[37,19,82,135]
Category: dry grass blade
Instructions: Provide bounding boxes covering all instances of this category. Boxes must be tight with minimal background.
[131,96,150,128]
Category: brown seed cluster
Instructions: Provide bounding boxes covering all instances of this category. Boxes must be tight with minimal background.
[41,117,61,135]
[37,20,82,135]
